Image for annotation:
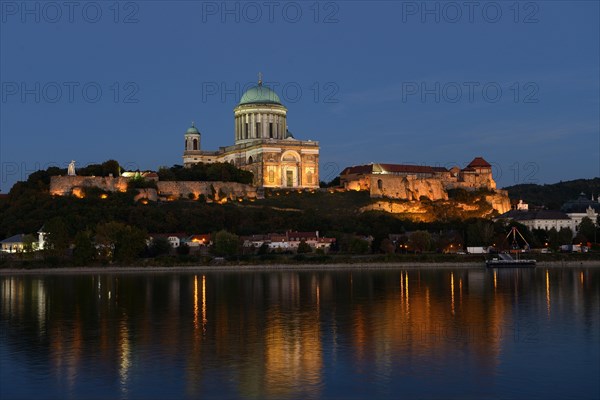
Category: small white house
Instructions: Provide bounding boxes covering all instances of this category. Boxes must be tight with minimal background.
[0,234,26,253]
[148,233,187,248]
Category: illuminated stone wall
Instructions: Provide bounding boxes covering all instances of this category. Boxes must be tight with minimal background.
[369,175,448,201]
[50,176,129,196]
[156,181,257,201]
[50,176,258,202]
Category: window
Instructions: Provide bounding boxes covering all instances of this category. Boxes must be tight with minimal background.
[248,156,253,164]
[269,123,273,138]
[193,138,198,150]
[256,123,260,138]
[377,179,383,190]
[245,123,249,139]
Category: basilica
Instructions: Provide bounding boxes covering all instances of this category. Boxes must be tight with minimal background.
[183,77,319,189]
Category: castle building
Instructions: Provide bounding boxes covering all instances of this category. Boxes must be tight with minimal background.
[183,77,319,189]
[340,157,497,199]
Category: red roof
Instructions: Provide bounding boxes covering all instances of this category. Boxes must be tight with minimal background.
[467,157,491,168]
[287,231,318,239]
[341,165,373,175]
[379,164,438,174]
[341,164,448,175]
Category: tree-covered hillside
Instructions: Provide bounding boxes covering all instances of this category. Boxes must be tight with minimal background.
[503,178,600,209]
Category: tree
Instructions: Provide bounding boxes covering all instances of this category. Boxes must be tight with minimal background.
[466,220,494,246]
[257,242,270,255]
[349,237,370,254]
[409,231,431,253]
[73,231,96,265]
[214,230,239,257]
[177,243,190,255]
[101,160,121,177]
[95,221,146,263]
[297,240,312,254]
[149,237,171,257]
[532,229,549,248]
[558,227,574,245]
[379,238,396,254]
[578,217,595,243]
[44,217,70,260]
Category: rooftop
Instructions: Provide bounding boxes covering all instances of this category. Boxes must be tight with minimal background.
[466,157,492,169]
[498,209,571,221]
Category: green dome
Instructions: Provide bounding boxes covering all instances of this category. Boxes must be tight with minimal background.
[239,84,282,105]
[186,123,199,134]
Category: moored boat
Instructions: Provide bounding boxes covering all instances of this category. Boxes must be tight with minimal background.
[485,227,537,268]
[485,252,536,268]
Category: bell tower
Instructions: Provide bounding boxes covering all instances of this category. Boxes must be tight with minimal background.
[183,122,202,167]
[184,122,201,151]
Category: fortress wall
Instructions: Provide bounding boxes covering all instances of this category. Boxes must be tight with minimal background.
[366,174,509,214]
[50,176,257,201]
[341,174,370,191]
[369,175,448,201]
[156,181,257,200]
[50,176,129,196]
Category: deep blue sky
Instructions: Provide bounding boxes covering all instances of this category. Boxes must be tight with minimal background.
[1,1,599,191]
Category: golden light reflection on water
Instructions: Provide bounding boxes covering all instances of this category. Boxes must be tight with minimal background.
[193,275,199,331]
[1,268,598,399]
[546,269,551,316]
[264,308,323,398]
[450,272,455,315]
[119,315,131,396]
[459,278,463,310]
[202,275,207,330]
[494,270,497,291]
[188,275,203,398]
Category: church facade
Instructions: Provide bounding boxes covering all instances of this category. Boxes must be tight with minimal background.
[183,78,319,189]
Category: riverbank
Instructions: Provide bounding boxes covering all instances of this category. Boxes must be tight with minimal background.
[3,251,600,270]
[1,260,599,275]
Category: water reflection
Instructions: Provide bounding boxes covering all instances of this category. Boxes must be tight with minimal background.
[1,267,599,399]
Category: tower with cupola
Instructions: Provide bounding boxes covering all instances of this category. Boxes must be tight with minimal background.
[183,122,202,166]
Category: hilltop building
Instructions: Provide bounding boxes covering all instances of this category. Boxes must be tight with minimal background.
[560,192,600,229]
[496,193,599,236]
[183,76,319,189]
[340,157,499,201]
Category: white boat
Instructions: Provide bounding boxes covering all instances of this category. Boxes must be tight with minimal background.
[486,252,536,268]
[485,227,536,268]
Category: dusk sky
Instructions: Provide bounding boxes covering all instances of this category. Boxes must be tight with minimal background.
[1,1,599,191]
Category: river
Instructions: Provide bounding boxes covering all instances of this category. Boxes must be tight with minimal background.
[1,267,598,399]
